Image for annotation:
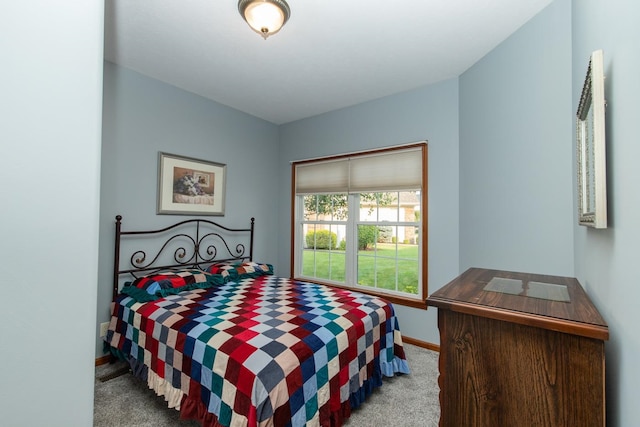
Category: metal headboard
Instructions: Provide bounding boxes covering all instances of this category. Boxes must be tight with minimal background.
[112,215,255,300]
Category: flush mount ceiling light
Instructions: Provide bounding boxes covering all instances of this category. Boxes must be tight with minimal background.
[238,0,290,40]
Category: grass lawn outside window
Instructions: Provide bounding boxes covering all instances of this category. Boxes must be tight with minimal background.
[303,243,419,295]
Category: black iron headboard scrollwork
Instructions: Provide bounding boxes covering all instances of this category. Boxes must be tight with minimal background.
[112,215,255,300]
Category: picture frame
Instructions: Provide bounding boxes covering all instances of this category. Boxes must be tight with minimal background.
[576,49,607,229]
[157,152,226,216]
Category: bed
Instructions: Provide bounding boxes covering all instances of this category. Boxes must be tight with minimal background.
[104,215,410,427]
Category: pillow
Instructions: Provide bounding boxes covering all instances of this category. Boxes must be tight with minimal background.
[121,269,225,302]
[206,261,273,281]
[233,261,274,279]
[206,262,241,281]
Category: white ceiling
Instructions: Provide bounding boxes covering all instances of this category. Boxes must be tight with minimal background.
[104,0,553,125]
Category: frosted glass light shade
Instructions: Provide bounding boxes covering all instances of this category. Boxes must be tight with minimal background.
[238,0,291,39]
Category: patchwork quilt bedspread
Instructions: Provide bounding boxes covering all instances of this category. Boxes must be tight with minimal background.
[104,275,410,427]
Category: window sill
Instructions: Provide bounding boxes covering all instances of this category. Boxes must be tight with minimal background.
[292,277,428,310]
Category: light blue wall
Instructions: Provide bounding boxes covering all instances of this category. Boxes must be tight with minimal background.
[572,1,640,426]
[278,79,460,344]
[0,1,103,425]
[459,0,574,276]
[97,62,281,356]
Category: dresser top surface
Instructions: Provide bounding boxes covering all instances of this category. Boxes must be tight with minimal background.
[427,268,608,339]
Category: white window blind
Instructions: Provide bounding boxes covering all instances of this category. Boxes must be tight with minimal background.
[294,145,424,195]
[294,159,349,193]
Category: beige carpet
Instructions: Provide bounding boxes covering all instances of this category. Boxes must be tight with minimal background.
[94,343,440,427]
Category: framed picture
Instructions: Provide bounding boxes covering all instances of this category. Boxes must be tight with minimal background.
[157,152,226,216]
[576,49,607,229]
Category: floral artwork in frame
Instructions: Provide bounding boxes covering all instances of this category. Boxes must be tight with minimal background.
[157,152,226,216]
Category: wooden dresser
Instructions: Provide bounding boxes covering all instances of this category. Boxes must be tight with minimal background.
[426,268,608,427]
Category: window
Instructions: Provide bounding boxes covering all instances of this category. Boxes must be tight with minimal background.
[291,143,427,308]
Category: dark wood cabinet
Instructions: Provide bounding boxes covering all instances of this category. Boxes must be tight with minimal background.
[426,268,608,427]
